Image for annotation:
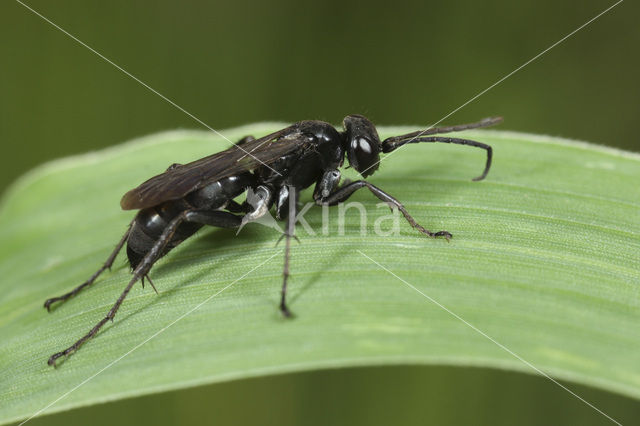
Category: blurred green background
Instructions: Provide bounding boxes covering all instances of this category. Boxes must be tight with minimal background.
[2,0,638,424]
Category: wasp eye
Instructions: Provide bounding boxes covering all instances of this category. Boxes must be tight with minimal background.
[343,114,381,177]
[354,137,372,153]
[348,137,380,177]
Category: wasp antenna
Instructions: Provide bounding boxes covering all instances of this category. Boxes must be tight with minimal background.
[382,116,502,152]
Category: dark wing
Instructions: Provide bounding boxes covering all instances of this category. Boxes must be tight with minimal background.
[120,125,308,210]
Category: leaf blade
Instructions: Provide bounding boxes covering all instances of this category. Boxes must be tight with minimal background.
[0,126,639,424]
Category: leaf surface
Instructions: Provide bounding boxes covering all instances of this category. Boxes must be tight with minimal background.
[1,125,639,424]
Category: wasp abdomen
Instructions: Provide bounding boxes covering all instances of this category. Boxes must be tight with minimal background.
[126,173,255,269]
[126,199,200,269]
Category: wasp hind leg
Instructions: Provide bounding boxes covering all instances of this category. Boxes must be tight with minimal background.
[44,221,133,312]
[235,135,256,146]
[47,210,246,366]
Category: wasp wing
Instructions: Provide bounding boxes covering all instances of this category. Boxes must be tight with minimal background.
[120,125,308,210]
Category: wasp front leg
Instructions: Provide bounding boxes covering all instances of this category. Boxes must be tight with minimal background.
[315,178,451,240]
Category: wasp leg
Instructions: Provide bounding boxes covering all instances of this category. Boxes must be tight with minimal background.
[316,180,451,240]
[44,221,133,312]
[185,210,243,227]
[235,135,255,146]
[224,199,246,213]
[47,210,245,366]
[275,185,299,317]
[129,211,245,287]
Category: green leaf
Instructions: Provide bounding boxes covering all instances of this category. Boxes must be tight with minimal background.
[1,124,639,424]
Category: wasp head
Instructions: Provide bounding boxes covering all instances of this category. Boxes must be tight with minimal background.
[343,114,381,178]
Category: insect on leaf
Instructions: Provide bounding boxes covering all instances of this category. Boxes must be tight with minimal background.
[0,124,639,424]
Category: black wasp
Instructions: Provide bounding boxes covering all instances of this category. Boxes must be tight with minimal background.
[44,114,502,366]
